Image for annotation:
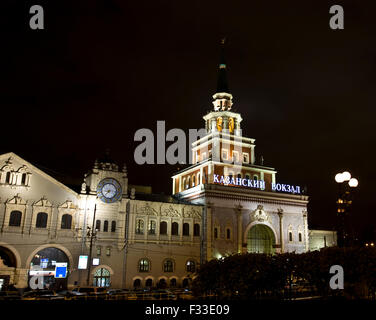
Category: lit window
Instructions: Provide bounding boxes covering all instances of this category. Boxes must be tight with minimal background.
[148,220,156,235]
[163,260,174,273]
[186,260,196,273]
[243,153,249,163]
[139,259,150,272]
[106,247,111,256]
[233,151,239,163]
[96,247,101,256]
[136,219,144,234]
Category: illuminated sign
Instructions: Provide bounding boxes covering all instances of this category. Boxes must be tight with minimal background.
[55,263,68,278]
[213,174,301,194]
[93,258,100,266]
[78,255,88,270]
[213,174,265,189]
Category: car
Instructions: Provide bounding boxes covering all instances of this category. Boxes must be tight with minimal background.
[152,289,176,300]
[107,288,129,295]
[68,287,107,300]
[22,290,64,300]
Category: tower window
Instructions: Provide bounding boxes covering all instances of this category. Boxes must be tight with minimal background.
[111,221,116,232]
[171,222,179,236]
[289,231,293,242]
[183,223,190,236]
[103,220,109,232]
[21,173,27,185]
[194,223,200,236]
[136,219,144,234]
[222,149,228,160]
[299,232,302,242]
[214,227,218,239]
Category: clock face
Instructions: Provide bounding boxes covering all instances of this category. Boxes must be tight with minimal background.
[97,178,122,203]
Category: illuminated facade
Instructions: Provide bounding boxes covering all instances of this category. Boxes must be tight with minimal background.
[0,43,335,291]
[172,42,311,259]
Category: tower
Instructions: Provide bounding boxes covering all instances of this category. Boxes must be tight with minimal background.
[172,41,277,196]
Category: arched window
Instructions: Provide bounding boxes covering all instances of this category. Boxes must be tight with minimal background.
[182,178,186,190]
[289,231,293,242]
[95,220,101,232]
[194,223,200,236]
[139,259,150,272]
[182,278,189,288]
[21,173,27,185]
[133,279,141,288]
[61,214,72,229]
[170,278,177,287]
[214,227,218,239]
[5,172,11,184]
[36,212,48,228]
[163,259,174,273]
[145,278,153,287]
[299,232,302,242]
[111,221,116,232]
[197,173,200,185]
[226,228,231,240]
[160,221,167,235]
[245,174,250,180]
[186,260,196,273]
[136,219,144,234]
[237,173,242,180]
[93,268,111,287]
[254,175,258,181]
[171,222,179,236]
[192,175,195,187]
[103,220,109,232]
[187,177,191,189]
[183,223,189,236]
[9,210,22,227]
[148,220,156,235]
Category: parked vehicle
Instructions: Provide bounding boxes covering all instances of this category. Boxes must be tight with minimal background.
[68,287,107,300]
[22,290,64,300]
[152,289,176,300]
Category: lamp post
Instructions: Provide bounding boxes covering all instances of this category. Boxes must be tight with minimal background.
[335,171,358,247]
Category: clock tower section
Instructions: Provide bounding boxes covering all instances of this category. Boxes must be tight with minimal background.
[172,41,277,196]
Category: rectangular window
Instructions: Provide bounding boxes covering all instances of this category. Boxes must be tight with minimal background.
[289,232,293,242]
[202,152,206,160]
[243,153,249,163]
[96,247,101,256]
[232,151,239,163]
[106,247,111,256]
[222,149,228,160]
[214,227,218,239]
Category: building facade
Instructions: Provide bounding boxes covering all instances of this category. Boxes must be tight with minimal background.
[0,44,336,291]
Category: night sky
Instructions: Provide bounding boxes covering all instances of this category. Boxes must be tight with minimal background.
[2,1,376,240]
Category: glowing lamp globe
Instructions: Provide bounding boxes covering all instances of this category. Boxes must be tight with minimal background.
[335,173,344,183]
[348,178,358,188]
[342,171,351,181]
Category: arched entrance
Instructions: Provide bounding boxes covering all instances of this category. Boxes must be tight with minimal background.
[93,268,111,287]
[0,246,18,291]
[247,224,275,254]
[29,247,69,290]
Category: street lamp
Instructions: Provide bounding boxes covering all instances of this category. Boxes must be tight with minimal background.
[335,171,358,247]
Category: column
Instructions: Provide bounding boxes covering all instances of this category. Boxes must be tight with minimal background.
[235,206,243,253]
[206,204,213,261]
[278,209,284,253]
